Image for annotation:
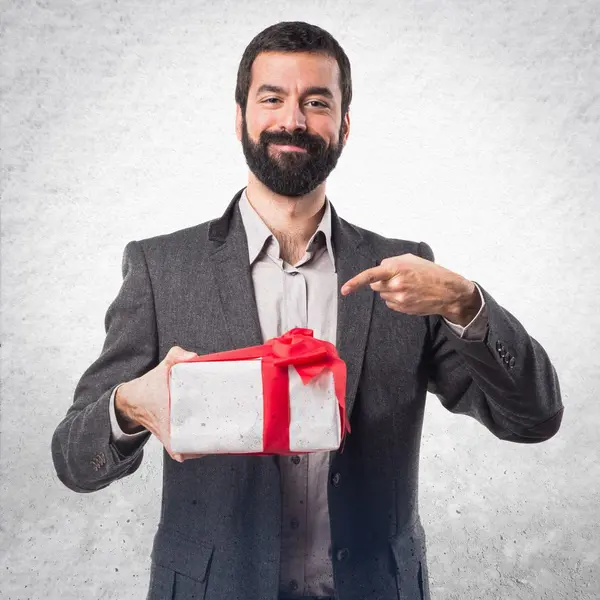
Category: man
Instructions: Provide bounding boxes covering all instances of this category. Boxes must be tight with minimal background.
[51,21,563,600]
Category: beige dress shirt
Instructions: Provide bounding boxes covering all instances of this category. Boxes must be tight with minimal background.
[109,188,488,597]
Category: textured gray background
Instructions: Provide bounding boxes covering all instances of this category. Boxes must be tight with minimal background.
[1,1,599,598]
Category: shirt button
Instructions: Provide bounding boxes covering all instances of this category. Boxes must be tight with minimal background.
[291,455,301,465]
[331,472,341,487]
[336,548,350,561]
[290,517,299,530]
[289,579,299,591]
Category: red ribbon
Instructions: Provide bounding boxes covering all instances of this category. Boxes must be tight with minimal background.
[168,328,350,454]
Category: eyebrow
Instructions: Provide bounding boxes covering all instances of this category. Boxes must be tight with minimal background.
[255,84,334,100]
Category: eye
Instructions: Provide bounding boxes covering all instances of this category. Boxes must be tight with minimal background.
[262,97,281,104]
[306,100,329,108]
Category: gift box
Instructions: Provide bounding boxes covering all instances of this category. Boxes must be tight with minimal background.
[168,328,350,455]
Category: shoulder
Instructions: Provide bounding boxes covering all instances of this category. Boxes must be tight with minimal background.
[340,216,435,263]
[116,219,217,280]
[121,219,213,266]
[136,221,211,252]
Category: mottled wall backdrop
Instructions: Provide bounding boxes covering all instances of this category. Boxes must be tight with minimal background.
[1,1,598,598]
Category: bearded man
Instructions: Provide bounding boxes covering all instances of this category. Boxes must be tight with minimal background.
[52,21,563,600]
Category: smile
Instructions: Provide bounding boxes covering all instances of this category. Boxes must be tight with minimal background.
[271,144,308,153]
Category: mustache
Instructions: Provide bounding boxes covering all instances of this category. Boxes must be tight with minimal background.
[258,130,327,153]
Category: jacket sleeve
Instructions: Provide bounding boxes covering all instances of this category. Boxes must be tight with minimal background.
[418,241,563,443]
[51,241,158,492]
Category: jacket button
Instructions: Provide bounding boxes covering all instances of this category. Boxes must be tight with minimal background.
[289,580,299,592]
[331,472,341,487]
[291,455,300,465]
[336,548,350,561]
[496,340,503,351]
[509,357,516,368]
[504,353,511,363]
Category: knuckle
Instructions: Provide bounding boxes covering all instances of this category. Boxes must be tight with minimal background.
[382,291,402,304]
[164,348,177,362]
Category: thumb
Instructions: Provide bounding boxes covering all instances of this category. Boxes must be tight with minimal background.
[164,345,198,366]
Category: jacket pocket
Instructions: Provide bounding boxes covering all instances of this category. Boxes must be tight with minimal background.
[389,519,430,600]
[147,526,215,600]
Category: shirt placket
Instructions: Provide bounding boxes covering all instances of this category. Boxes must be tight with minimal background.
[280,260,310,594]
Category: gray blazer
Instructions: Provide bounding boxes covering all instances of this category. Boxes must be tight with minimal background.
[51,189,563,600]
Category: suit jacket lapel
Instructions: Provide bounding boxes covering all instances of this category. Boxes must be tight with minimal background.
[330,202,377,422]
[206,190,376,423]
[206,189,264,351]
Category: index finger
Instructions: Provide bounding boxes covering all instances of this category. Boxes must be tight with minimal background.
[341,264,395,295]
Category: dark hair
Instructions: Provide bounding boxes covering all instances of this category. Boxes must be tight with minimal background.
[235,21,352,117]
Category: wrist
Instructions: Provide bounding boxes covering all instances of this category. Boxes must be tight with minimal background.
[115,383,145,434]
[442,279,481,326]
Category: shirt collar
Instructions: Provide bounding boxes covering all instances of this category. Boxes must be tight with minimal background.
[237,188,336,271]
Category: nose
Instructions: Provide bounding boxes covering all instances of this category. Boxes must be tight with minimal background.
[279,102,307,134]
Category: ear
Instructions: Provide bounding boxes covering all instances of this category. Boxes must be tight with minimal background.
[342,111,351,145]
[235,104,243,142]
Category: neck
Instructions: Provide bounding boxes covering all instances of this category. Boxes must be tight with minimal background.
[245,173,326,247]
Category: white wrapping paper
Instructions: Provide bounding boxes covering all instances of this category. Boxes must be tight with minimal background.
[169,358,341,454]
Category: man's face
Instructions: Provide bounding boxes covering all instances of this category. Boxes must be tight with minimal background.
[237,51,350,197]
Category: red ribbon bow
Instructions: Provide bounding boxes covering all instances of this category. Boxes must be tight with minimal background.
[169,328,350,454]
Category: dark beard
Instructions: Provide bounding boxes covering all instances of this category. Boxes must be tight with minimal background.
[241,116,345,197]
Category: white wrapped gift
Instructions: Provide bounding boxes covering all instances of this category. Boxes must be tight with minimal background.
[167,328,349,455]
